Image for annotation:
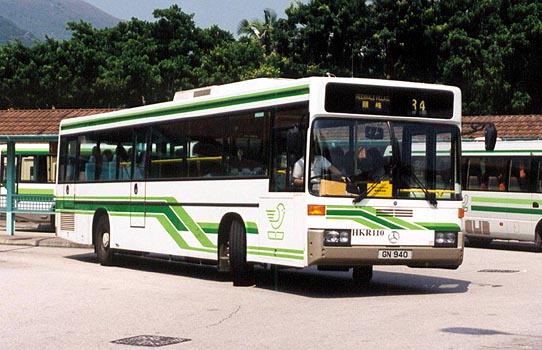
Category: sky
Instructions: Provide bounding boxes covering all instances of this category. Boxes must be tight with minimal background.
[83,0,306,35]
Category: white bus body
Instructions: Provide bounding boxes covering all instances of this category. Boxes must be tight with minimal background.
[56,77,464,285]
[462,139,542,249]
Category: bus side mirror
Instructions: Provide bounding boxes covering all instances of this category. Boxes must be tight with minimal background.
[484,123,497,151]
[365,126,384,140]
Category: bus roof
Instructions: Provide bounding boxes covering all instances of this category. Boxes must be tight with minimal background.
[0,143,51,155]
[59,77,461,134]
[462,139,542,156]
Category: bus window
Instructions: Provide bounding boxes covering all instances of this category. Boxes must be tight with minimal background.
[149,125,189,179]
[225,112,268,177]
[509,158,530,192]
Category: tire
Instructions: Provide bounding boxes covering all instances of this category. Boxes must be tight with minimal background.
[49,214,56,232]
[229,220,255,286]
[353,265,373,285]
[466,236,492,247]
[535,228,542,253]
[95,215,114,266]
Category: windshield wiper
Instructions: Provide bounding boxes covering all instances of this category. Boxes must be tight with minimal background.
[352,173,388,204]
[387,121,437,207]
[399,165,438,207]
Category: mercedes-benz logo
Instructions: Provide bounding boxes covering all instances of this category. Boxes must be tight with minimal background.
[388,231,400,244]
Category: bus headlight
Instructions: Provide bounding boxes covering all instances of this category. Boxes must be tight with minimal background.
[435,232,458,247]
[324,230,351,246]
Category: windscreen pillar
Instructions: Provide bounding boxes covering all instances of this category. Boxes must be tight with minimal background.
[5,141,15,235]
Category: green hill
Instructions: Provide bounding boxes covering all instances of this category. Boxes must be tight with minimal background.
[0,0,120,45]
[0,16,37,46]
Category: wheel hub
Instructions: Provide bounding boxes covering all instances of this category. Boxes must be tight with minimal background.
[102,231,110,248]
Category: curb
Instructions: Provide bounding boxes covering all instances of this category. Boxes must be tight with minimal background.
[0,235,92,248]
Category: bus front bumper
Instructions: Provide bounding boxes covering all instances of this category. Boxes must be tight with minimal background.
[307,229,464,269]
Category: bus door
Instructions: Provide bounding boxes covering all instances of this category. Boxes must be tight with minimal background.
[506,157,533,240]
[529,158,542,238]
[130,131,147,228]
[259,194,306,267]
[260,121,307,267]
[63,139,78,209]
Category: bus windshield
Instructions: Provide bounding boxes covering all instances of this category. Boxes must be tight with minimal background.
[308,118,461,200]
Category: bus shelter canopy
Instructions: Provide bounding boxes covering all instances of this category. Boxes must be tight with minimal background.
[0,109,116,235]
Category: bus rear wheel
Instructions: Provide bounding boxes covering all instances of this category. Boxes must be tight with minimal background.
[353,265,373,285]
[229,220,255,287]
[95,215,114,266]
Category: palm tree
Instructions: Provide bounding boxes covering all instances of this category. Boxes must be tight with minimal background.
[237,8,277,55]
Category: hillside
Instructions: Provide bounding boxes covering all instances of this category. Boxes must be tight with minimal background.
[0,16,38,46]
[0,0,120,44]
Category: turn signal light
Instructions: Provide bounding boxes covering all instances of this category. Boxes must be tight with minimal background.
[458,208,464,219]
[308,205,326,216]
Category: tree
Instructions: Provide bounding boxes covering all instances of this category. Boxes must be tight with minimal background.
[3,0,542,115]
[237,8,278,55]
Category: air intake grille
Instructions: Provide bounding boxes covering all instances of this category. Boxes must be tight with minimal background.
[60,213,75,231]
[376,208,413,217]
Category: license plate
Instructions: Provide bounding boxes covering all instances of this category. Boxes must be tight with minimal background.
[378,250,412,259]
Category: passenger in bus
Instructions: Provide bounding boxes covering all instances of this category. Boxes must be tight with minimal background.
[479,173,488,190]
[115,145,131,179]
[102,149,113,162]
[355,147,386,182]
[133,151,146,179]
[498,174,506,191]
[518,166,528,190]
[100,149,113,180]
[91,146,103,180]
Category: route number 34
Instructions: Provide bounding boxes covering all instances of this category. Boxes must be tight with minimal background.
[412,99,426,114]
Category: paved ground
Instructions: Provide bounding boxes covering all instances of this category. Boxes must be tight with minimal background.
[1,239,541,349]
[0,219,91,248]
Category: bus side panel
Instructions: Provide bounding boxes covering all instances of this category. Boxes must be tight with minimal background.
[464,190,534,242]
[108,181,220,260]
[255,194,307,267]
[85,180,270,263]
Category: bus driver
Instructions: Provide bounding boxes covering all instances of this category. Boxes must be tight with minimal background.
[292,153,346,190]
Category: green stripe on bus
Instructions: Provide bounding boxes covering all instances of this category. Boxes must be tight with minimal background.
[56,196,267,251]
[471,205,541,215]
[329,216,386,229]
[199,222,219,234]
[463,149,538,154]
[247,245,304,255]
[383,216,427,230]
[326,208,406,230]
[58,207,303,261]
[325,205,459,231]
[471,196,533,205]
[245,221,259,234]
[247,249,304,260]
[17,188,54,195]
[61,85,310,131]
[415,223,460,231]
[198,222,258,234]
[170,205,214,247]
[154,214,216,254]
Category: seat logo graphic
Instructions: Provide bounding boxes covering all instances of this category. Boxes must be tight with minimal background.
[266,203,286,240]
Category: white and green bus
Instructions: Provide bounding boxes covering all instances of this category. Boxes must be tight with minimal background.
[1,143,56,228]
[462,139,542,250]
[56,77,464,286]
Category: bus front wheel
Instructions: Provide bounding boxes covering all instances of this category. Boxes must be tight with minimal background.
[95,215,114,266]
[229,220,255,287]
